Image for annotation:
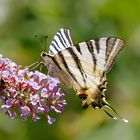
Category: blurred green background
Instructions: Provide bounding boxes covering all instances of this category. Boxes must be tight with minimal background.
[0,0,140,140]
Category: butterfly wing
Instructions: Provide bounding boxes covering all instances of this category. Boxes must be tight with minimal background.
[75,37,125,73]
[50,37,125,90]
[105,37,125,72]
[42,53,74,88]
[41,28,125,90]
[41,28,74,88]
[49,28,73,55]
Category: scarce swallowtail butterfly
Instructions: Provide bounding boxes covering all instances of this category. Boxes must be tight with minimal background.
[41,28,128,122]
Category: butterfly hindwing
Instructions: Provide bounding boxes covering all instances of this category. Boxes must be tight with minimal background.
[105,37,125,72]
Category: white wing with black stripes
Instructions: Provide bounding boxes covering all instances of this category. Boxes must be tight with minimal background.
[41,28,125,90]
[49,28,73,54]
[41,28,75,88]
[55,37,124,90]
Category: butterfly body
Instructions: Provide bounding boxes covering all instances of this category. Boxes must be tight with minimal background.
[41,28,125,111]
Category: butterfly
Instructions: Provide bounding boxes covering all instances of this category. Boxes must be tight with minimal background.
[41,28,128,122]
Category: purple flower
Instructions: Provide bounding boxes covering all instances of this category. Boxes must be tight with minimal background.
[6,99,16,106]
[1,99,17,118]
[48,115,56,124]
[32,113,40,122]
[8,88,16,94]
[41,88,49,98]
[0,54,67,124]
[21,106,31,119]
[36,107,44,113]
[1,105,11,113]
[34,71,47,81]
[2,70,11,78]
[47,76,59,90]
[29,79,41,90]
[30,94,40,106]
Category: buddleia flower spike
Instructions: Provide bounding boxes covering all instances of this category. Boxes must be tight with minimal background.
[0,54,67,124]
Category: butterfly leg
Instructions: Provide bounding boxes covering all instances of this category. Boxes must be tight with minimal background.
[28,61,45,71]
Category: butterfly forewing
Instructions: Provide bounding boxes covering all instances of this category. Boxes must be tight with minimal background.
[49,28,73,55]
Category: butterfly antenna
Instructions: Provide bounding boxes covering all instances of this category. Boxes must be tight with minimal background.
[102,98,128,123]
[30,34,48,71]
[44,35,48,52]
[34,34,44,51]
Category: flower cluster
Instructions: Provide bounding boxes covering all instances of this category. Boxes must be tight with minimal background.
[0,54,66,124]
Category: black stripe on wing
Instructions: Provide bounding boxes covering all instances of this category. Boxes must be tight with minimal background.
[41,53,62,70]
[105,37,117,62]
[75,44,82,54]
[105,37,125,72]
[94,38,100,53]
[49,28,73,55]
[58,52,82,88]
[67,47,87,86]
[86,41,97,71]
[63,29,73,46]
